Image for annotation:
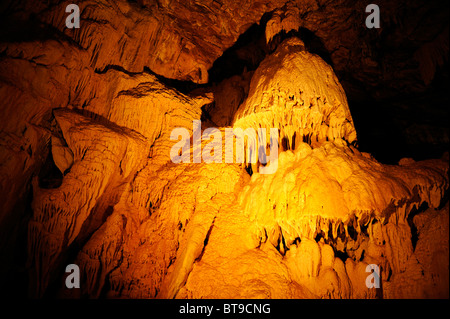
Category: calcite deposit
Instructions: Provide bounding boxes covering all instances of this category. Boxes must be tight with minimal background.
[233,38,357,151]
[0,0,448,299]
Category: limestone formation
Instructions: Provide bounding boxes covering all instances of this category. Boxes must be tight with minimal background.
[233,38,357,151]
[0,0,448,300]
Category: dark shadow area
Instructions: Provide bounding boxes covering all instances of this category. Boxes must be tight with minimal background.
[38,149,63,189]
[0,15,57,43]
[0,184,33,298]
[94,64,206,95]
[407,202,429,250]
[297,28,333,67]
[0,12,83,49]
[208,21,268,84]
[349,62,449,164]
[143,66,207,94]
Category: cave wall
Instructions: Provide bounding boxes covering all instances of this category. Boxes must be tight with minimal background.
[0,0,448,298]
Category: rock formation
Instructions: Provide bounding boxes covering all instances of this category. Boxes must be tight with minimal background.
[0,0,448,299]
[233,38,357,150]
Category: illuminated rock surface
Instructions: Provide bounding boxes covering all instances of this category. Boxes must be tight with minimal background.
[233,38,357,149]
[0,0,448,299]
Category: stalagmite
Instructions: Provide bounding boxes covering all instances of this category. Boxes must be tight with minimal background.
[233,37,357,158]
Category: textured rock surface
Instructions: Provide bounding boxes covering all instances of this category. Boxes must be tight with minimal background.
[0,0,448,299]
[28,108,149,297]
[233,38,357,150]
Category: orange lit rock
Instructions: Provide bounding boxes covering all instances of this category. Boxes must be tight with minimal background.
[28,108,149,297]
[233,37,357,154]
[0,0,448,300]
[384,202,449,298]
[51,135,74,174]
[285,238,321,279]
